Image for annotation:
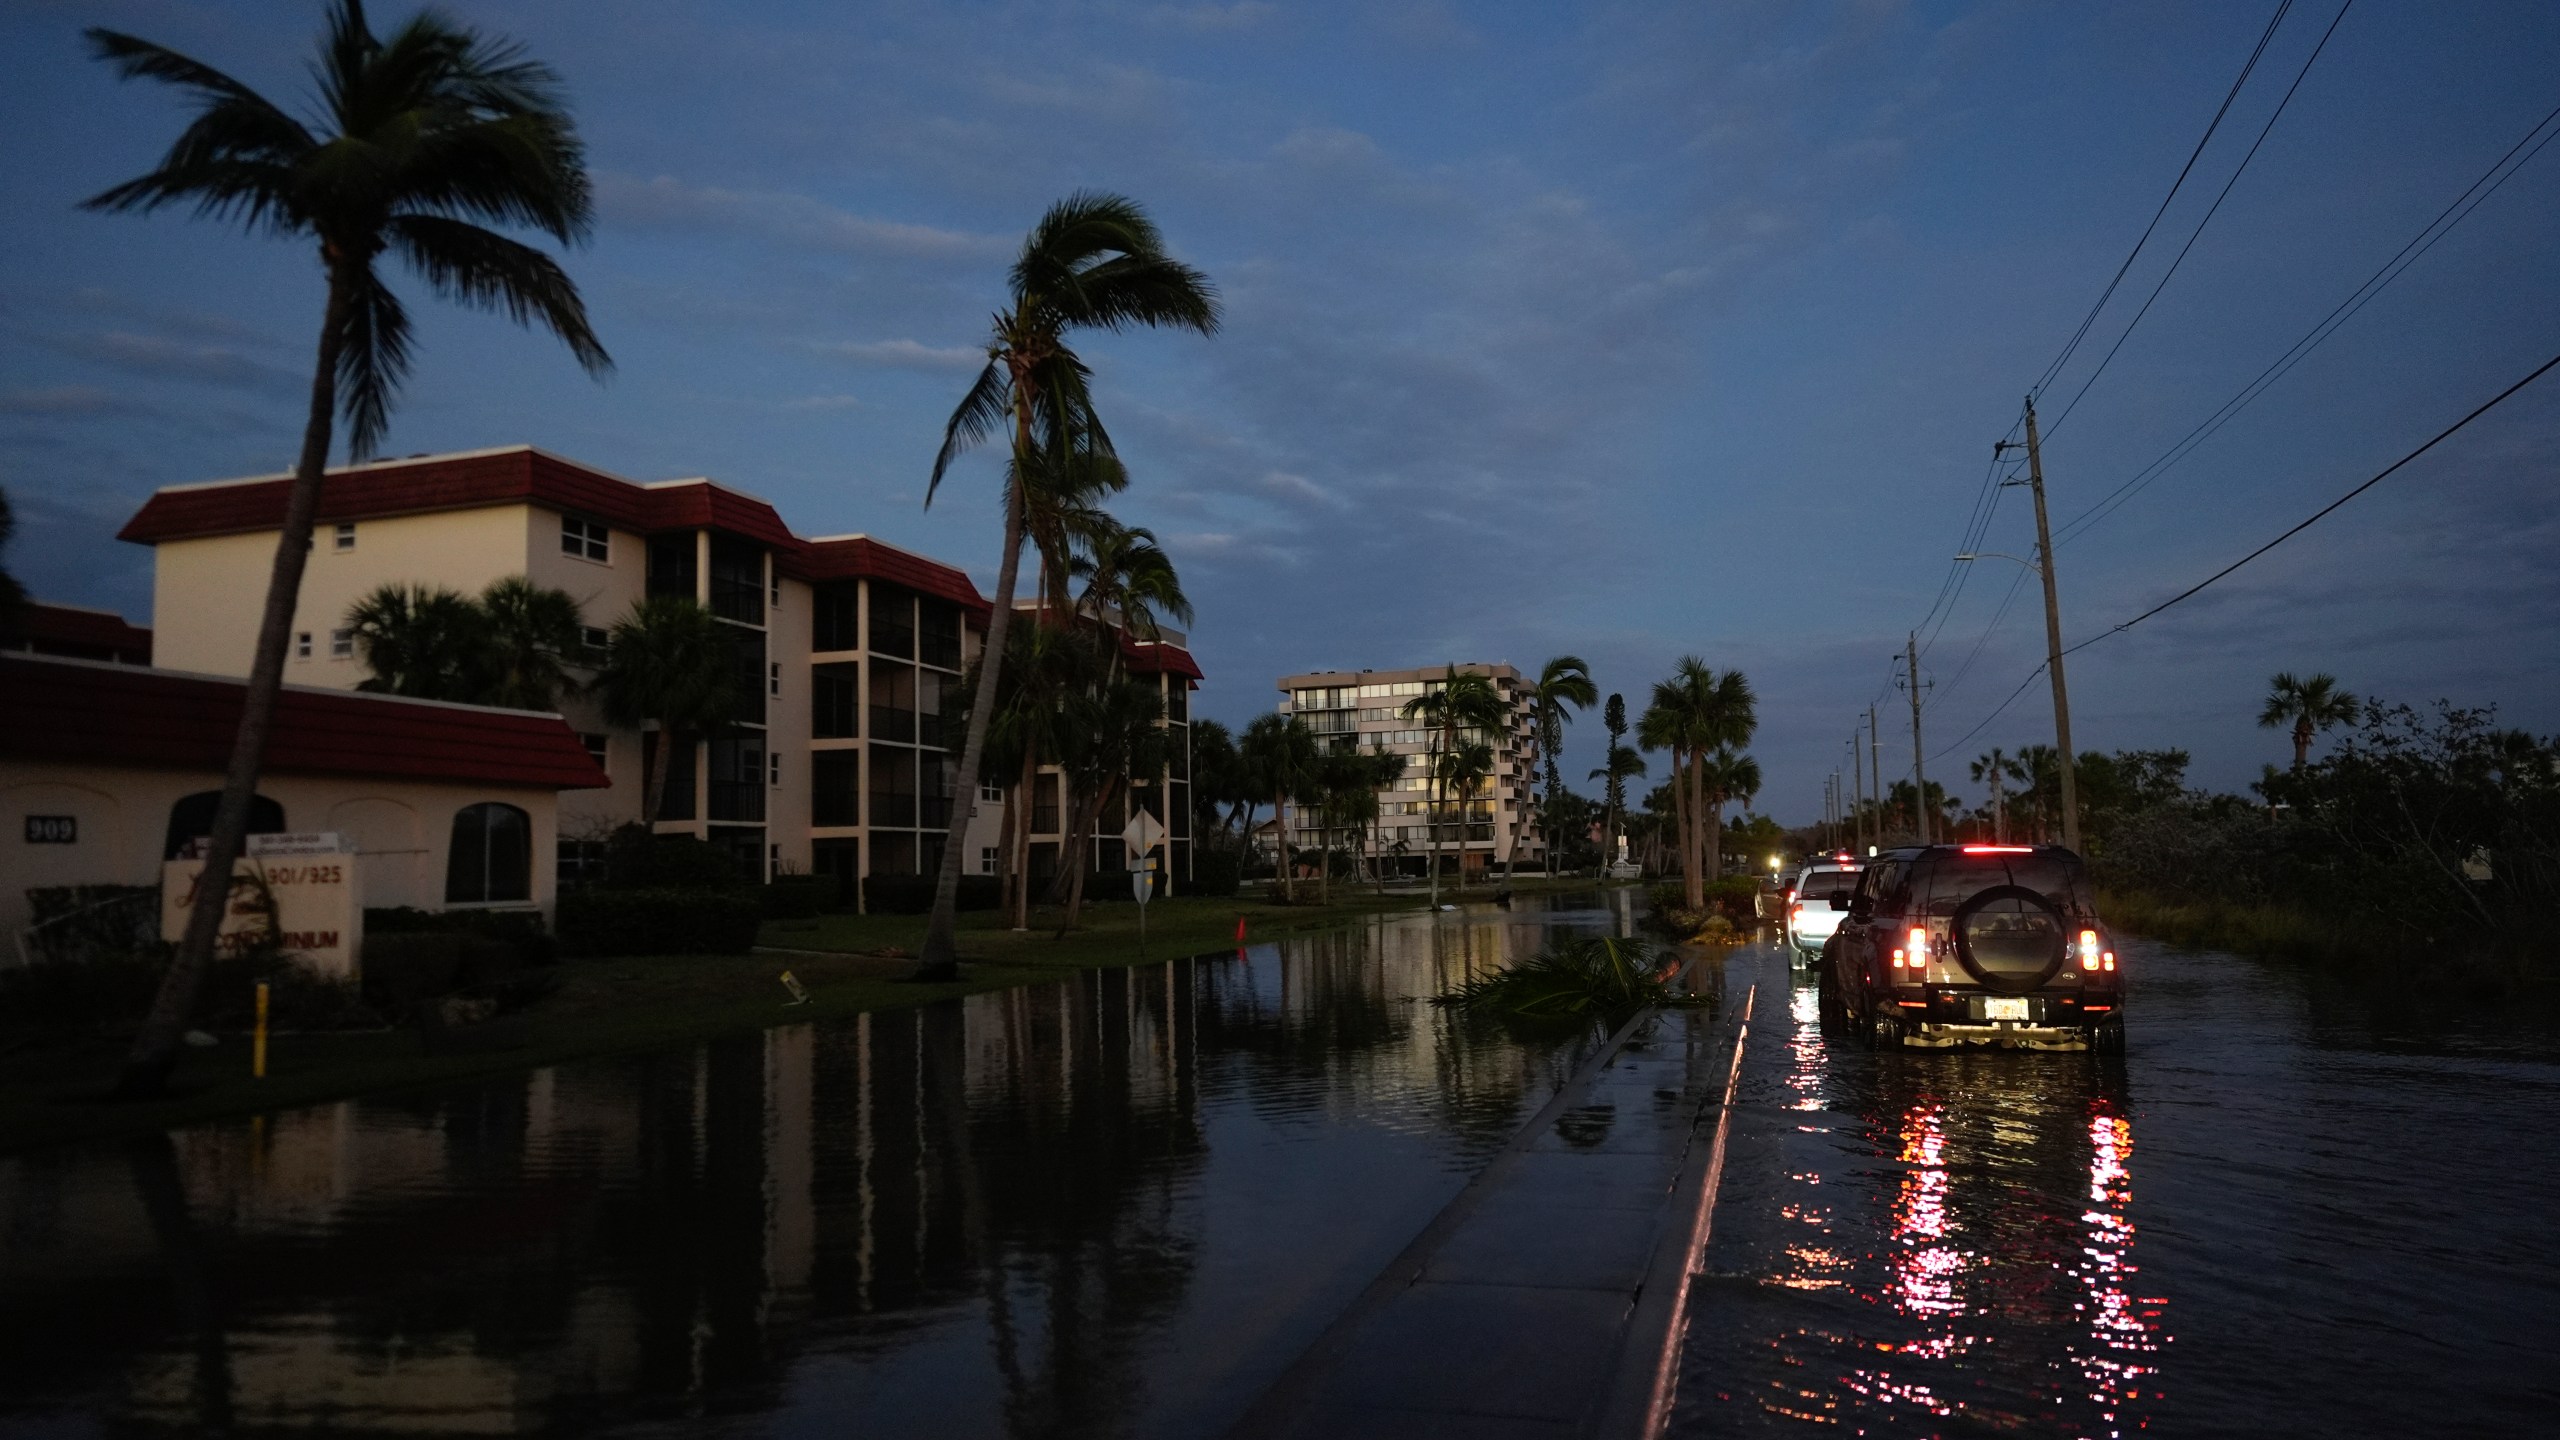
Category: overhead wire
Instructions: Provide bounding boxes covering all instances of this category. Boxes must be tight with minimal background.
[2051,94,2560,547]
[2029,0,2297,400]
[2042,0,2358,438]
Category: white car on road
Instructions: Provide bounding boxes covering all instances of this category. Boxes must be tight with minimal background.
[1785,860,1864,962]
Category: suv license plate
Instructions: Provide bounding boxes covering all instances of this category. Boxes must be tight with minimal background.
[1984,997,2030,1021]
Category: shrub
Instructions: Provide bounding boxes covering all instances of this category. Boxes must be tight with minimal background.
[762,874,839,919]
[861,874,1001,915]
[364,906,555,965]
[1434,934,1702,1028]
[556,887,761,956]
[1190,848,1242,898]
[0,949,379,1035]
[602,827,743,890]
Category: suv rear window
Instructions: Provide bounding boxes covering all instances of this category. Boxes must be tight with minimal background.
[1914,854,2088,917]
[1798,865,1861,900]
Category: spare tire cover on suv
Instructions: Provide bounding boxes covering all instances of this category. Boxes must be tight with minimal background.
[1949,883,2068,993]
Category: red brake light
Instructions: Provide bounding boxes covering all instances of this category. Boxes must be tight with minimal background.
[1907,926,1929,968]
[1963,845,2034,854]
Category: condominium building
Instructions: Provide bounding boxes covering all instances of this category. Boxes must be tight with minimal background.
[1275,663,1540,878]
[116,446,1202,901]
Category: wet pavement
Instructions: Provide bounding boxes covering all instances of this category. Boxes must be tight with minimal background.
[1668,938,2560,1439]
[0,894,1636,1439]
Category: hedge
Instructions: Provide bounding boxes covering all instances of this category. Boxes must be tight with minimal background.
[1190,849,1242,898]
[861,874,1002,915]
[762,874,840,919]
[555,887,762,957]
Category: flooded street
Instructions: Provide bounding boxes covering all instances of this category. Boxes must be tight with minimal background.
[1672,939,2560,1438]
[0,895,1631,1439]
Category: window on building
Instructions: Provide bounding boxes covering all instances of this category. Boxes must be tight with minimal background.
[869,585,914,658]
[562,515,610,562]
[333,521,356,551]
[163,791,285,860]
[769,661,781,698]
[647,534,698,599]
[329,627,353,659]
[446,803,532,904]
[918,599,961,671]
[708,737,766,822]
[642,733,697,821]
[813,663,859,738]
[981,780,1004,802]
[707,534,765,625]
[580,625,610,661]
[813,750,860,827]
[981,847,999,875]
[727,628,766,726]
[580,733,609,772]
[557,838,609,891]
[769,752,781,787]
[813,586,859,651]
[295,632,312,660]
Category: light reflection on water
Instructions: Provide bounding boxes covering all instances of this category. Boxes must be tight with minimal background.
[0,893,1633,1439]
[1674,938,2559,1438]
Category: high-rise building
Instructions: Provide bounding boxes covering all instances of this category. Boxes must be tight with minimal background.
[1274,663,1540,879]
[119,446,1203,900]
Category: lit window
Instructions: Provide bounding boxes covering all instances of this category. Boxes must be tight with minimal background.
[329,628,353,659]
[295,632,311,659]
[580,733,609,772]
[560,515,610,562]
[333,521,356,550]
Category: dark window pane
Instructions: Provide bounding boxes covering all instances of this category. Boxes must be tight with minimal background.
[869,585,914,658]
[814,586,860,651]
[918,599,961,670]
[647,535,697,599]
[708,535,764,625]
[813,663,860,738]
[869,658,914,742]
[728,628,766,726]
[871,746,915,827]
[445,803,530,903]
[709,737,766,822]
[813,750,861,827]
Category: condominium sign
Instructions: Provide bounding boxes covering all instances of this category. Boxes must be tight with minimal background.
[161,832,364,980]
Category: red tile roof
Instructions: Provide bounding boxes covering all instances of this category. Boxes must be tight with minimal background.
[1123,638,1204,681]
[7,602,152,664]
[0,655,610,791]
[117,447,799,551]
[796,535,991,618]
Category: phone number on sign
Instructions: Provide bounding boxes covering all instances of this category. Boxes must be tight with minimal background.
[264,865,345,885]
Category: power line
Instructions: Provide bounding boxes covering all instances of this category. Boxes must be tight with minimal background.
[2065,345,2560,654]
[2043,0,2357,437]
[2051,95,2560,547]
[2030,0,2298,399]
[1927,345,2560,760]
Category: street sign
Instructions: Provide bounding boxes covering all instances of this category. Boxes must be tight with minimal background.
[1121,809,1165,857]
[1132,855,1157,904]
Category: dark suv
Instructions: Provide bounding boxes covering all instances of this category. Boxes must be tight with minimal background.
[1818,844,2124,1053]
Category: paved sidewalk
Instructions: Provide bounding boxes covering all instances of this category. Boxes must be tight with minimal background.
[1227,952,1764,1440]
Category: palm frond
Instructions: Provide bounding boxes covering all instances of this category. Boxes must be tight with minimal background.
[1063,253,1222,335]
[386,213,609,373]
[929,360,1010,505]
[334,267,412,459]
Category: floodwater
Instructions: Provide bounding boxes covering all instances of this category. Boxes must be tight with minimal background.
[1671,939,2560,1438]
[0,893,1634,1439]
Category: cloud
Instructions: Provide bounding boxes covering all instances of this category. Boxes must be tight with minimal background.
[596,172,1005,261]
[811,338,986,371]
[0,386,131,416]
[49,331,301,393]
[1253,469,1346,509]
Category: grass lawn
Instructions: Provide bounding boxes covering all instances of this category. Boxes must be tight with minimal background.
[0,886,1555,1156]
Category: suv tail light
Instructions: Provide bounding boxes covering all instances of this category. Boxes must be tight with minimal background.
[1894,926,1928,970]
[2078,929,2100,971]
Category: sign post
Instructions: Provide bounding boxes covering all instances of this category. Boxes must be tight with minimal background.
[1122,810,1166,953]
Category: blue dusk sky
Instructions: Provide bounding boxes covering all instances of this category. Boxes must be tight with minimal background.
[3,0,2554,821]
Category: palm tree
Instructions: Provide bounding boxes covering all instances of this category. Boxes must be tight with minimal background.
[1186,717,1245,852]
[1240,713,1318,901]
[918,193,1218,981]
[87,0,609,1097]
[1599,693,1629,844]
[1970,747,2015,843]
[996,619,1099,928]
[1438,741,1495,892]
[1640,660,1756,909]
[596,596,740,825]
[0,488,26,632]
[1400,666,1505,905]
[1518,655,1598,881]
[346,582,487,700]
[475,576,586,711]
[2260,672,2360,772]
[1054,674,1165,932]
[1697,747,1762,882]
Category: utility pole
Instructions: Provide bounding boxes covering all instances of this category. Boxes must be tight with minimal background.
[1905,632,1931,844]
[1868,704,1882,852]
[1851,730,1865,855]
[1998,397,2082,852]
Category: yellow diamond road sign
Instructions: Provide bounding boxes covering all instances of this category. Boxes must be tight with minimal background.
[1122,810,1165,856]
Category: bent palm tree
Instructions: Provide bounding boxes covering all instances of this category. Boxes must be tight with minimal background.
[917,193,1217,981]
[88,0,609,1096]
[2259,672,2359,772]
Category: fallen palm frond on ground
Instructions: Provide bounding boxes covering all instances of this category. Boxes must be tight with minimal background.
[1432,934,1704,1022]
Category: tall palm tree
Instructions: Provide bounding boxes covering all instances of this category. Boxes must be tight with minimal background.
[1053,674,1165,932]
[996,619,1098,928]
[1518,655,1597,881]
[1186,717,1244,851]
[1599,693,1630,845]
[596,596,740,825]
[1697,746,1762,881]
[86,0,609,1096]
[0,488,26,632]
[1438,741,1495,892]
[345,581,487,700]
[1240,713,1318,901]
[475,575,586,711]
[1642,659,1756,909]
[2259,672,2360,772]
[2010,744,2060,841]
[1970,747,2016,843]
[918,193,1218,981]
[1401,666,1505,905]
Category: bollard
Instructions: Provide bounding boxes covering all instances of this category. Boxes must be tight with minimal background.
[252,981,270,1079]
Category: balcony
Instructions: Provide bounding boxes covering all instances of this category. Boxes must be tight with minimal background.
[709,780,766,823]
[871,706,915,743]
